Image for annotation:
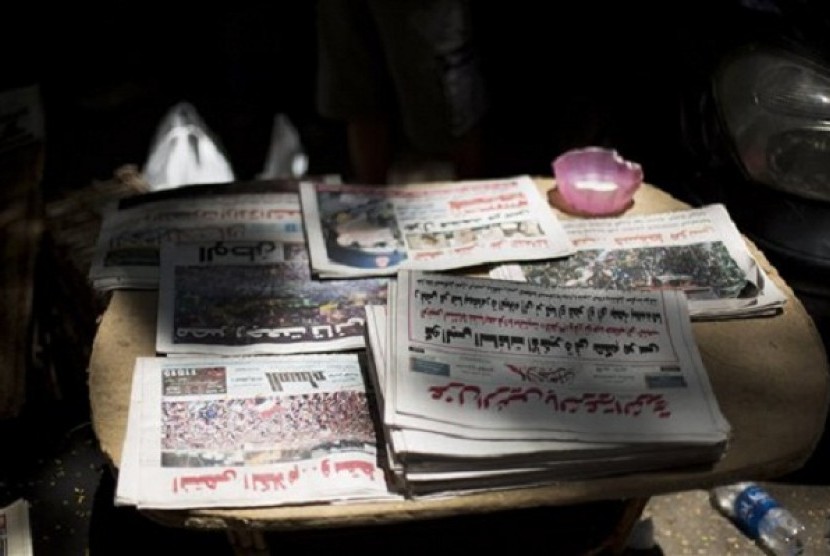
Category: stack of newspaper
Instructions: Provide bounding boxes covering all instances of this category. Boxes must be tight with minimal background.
[365,270,732,497]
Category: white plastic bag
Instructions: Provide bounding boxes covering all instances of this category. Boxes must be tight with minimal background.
[258,113,308,179]
[141,101,235,191]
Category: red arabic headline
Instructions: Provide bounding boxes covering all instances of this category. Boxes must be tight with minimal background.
[170,457,379,494]
[427,382,671,418]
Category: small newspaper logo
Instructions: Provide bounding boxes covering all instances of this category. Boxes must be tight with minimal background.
[265,370,326,392]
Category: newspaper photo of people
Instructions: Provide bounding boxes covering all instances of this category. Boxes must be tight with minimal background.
[490,204,787,318]
[518,242,751,300]
[170,262,387,345]
[157,238,389,355]
[323,196,408,270]
[160,391,377,467]
[405,219,544,250]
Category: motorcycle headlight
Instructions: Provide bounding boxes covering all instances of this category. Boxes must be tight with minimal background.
[714,45,830,202]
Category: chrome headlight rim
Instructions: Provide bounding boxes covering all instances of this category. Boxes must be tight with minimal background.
[713,43,830,203]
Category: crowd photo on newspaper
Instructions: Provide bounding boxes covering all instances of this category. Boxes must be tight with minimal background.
[84,175,791,508]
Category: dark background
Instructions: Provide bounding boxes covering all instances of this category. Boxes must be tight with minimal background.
[9,2,830,198]
[3,4,699,195]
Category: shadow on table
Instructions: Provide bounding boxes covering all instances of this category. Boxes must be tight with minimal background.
[89,466,647,555]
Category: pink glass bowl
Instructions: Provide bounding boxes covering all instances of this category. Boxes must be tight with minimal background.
[552,147,643,216]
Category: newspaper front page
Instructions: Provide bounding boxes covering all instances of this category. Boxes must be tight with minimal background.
[156,236,388,356]
[363,272,731,495]
[385,271,730,445]
[89,192,303,290]
[367,303,716,470]
[299,175,575,278]
[116,353,400,509]
[490,204,786,319]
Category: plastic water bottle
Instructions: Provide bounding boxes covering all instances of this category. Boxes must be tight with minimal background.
[709,482,806,555]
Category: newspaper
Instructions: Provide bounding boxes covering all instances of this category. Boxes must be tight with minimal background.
[116,353,401,509]
[0,499,33,556]
[156,235,388,356]
[298,175,575,278]
[89,190,304,290]
[367,303,721,482]
[490,204,786,319]
[365,270,731,494]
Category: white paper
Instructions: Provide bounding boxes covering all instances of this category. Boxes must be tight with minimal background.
[116,353,401,509]
[388,271,729,444]
[364,271,730,494]
[490,204,786,319]
[89,192,302,290]
[299,175,575,278]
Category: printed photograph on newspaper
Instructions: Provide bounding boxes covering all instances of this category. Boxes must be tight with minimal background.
[490,204,786,318]
[156,237,387,355]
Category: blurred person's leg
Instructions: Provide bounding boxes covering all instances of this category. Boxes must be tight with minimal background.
[371,0,488,180]
[317,0,488,184]
[347,115,394,185]
[451,123,484,180]
[316,0,398,184]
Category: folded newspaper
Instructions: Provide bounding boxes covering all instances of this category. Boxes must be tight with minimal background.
[88,180,327,291]
[116,353,401,509]
[298,175,575,278]
[490,204,786,319]
[365,270,731,496]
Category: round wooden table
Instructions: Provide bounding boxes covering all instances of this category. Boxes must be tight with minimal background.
[87,179,829,550]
